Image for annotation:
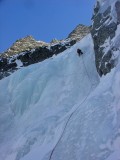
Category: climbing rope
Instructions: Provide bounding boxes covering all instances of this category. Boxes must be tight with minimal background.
[49,54,94,160]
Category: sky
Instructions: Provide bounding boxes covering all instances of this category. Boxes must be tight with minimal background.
[0,0,95,53]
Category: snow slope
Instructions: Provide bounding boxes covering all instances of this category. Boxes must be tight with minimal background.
[0,34,120,160]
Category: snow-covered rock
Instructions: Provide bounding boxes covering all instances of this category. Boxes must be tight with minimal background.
[91,0,120,76]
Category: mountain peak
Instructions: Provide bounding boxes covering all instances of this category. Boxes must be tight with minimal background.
[67,24,91,40]
[20,35,35,41]
[3,35,47,57]
[1,24,90,58]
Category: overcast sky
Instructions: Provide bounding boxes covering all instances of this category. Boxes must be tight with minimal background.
[0,0,95,52]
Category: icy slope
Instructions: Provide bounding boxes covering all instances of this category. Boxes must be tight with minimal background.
[1,33,120,160]
[0,34,99,160]
[49,57,120,160]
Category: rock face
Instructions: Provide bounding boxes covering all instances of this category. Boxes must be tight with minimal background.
[0,24,90,80]
[91,0,120,76]
[68,24,91,41]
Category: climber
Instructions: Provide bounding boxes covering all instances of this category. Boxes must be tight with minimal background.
[77,48,83,57]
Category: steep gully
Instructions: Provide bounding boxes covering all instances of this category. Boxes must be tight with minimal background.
[49,54,95,160]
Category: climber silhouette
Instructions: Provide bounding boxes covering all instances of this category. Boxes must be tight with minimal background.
[77,48,83,57]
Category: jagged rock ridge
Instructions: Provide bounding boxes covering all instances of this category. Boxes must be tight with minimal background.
[0,24,90,80]
[2,35,48,57]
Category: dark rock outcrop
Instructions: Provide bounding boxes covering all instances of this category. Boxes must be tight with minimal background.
[115,1,120,24]
[91,0,120,76]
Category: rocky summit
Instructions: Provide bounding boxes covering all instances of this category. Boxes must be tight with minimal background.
[68,24,91,41]
[0,24,90,80]
[2,35,48,57]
